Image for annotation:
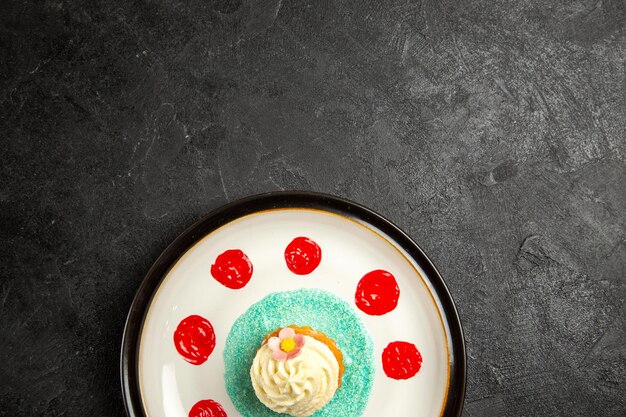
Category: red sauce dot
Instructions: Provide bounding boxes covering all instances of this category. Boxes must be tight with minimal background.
[284,237,322,275]
[211,249,253,289]
[189,399,227,417]
[355,269,400,315]
[382,341,423,380]
[173,315,216,365]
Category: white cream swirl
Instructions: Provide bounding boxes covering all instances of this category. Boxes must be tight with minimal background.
[250,336,339,417]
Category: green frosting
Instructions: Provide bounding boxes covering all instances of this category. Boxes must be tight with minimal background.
[223,289,374,417]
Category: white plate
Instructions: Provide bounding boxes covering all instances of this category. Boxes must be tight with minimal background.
[121,192,465,417]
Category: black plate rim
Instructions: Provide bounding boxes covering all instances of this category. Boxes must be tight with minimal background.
[120,191,466,417]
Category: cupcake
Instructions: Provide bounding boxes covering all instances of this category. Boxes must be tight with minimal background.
[250,325,344,417]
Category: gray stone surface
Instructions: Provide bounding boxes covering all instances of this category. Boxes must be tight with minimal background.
[1,0,625,416]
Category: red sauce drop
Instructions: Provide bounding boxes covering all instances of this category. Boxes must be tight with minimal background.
[354,269,400,315]
[382,341,422,380]
[284,237,322,275]
[173,315,216,365]
[188,399,227,417]
[211,249,253,289]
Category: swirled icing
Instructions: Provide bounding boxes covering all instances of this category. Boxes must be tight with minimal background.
[250,336,339,417]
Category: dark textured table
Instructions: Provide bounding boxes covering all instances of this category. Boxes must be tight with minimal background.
[1,1,625,416]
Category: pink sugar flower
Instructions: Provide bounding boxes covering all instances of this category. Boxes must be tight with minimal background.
[268,327,306,361]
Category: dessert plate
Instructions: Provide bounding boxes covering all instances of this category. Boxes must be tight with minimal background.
[121,192,465,417]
